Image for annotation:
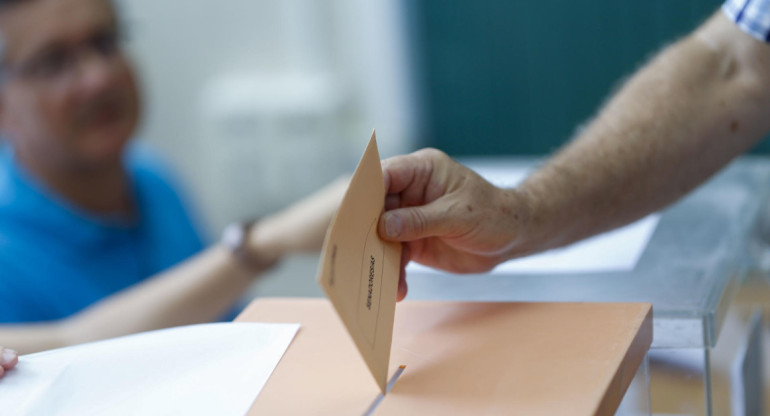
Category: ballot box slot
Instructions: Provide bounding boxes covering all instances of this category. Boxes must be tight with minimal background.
[363,365,406,415]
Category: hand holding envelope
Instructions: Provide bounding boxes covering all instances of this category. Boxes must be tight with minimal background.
[244,131,653,415]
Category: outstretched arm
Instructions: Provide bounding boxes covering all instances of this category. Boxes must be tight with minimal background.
[516,12,770,252]
[379,12,770,299]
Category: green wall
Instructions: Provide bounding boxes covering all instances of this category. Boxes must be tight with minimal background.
[405,1,770,156]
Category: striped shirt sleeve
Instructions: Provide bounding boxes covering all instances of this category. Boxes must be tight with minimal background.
[723,0,770,42]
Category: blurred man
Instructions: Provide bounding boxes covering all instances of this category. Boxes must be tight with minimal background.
[378,3,770,300]
[0,0,344,354]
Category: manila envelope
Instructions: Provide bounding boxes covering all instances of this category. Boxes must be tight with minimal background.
[317,131,403,393]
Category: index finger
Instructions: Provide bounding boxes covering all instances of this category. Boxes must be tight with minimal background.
[381,148,446,196]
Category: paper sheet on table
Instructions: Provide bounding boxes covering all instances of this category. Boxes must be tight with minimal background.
[0,323,299,416]
[317,131,402,393]
[407,164,660,275]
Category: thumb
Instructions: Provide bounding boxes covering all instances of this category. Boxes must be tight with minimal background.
[379,202,455,242]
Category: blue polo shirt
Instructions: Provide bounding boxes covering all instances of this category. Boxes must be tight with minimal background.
[0,143,207,323]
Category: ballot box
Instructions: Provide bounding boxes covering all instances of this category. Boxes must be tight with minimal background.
[236,298,652,415]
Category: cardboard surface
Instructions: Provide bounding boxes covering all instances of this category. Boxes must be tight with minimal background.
[316,131,402,392]
[238,298,652,415]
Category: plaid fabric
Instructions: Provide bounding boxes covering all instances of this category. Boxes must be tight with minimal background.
[723,0,770,42]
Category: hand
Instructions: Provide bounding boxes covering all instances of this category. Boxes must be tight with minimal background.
[378,149,530,300]
[0,347,18,378]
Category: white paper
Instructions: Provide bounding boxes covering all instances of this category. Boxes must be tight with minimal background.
[407,164,660,275]
[0,322,299,416]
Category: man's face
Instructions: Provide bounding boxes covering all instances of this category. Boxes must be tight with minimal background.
[0,0,139,171]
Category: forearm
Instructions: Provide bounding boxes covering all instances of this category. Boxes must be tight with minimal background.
[248,175,348,257]
[61,245,254,346]
[0,245,254,354]
[511,12,770,255]
[0,323,66,354]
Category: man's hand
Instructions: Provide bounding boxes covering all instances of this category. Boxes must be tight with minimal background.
[378,149,530,300]
[0,347,18,378]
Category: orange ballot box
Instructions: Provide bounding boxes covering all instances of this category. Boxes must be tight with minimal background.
[236,298,652,415]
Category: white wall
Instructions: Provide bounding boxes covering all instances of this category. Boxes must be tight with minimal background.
[115,0,418,235]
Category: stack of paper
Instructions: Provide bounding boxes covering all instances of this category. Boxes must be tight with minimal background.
[0,323,298,415]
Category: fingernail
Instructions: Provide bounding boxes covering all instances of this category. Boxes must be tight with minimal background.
[2,349,17,364]
[385,214,402,238]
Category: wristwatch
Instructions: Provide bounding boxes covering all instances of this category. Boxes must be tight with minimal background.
[221,220,277,273]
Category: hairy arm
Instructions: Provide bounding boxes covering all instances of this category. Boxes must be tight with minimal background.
[0,177,347,354]
[513,12,770,255]
[379,11,770,289]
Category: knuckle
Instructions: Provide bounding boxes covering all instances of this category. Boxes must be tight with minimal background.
[416,147,447,161]
[410,208,430,236]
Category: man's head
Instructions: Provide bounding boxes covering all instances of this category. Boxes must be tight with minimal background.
[0,0,139,172]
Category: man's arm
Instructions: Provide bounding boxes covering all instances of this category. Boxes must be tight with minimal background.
[0,177,347,354]
[379,11,770,294]
[515,11,770,253]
